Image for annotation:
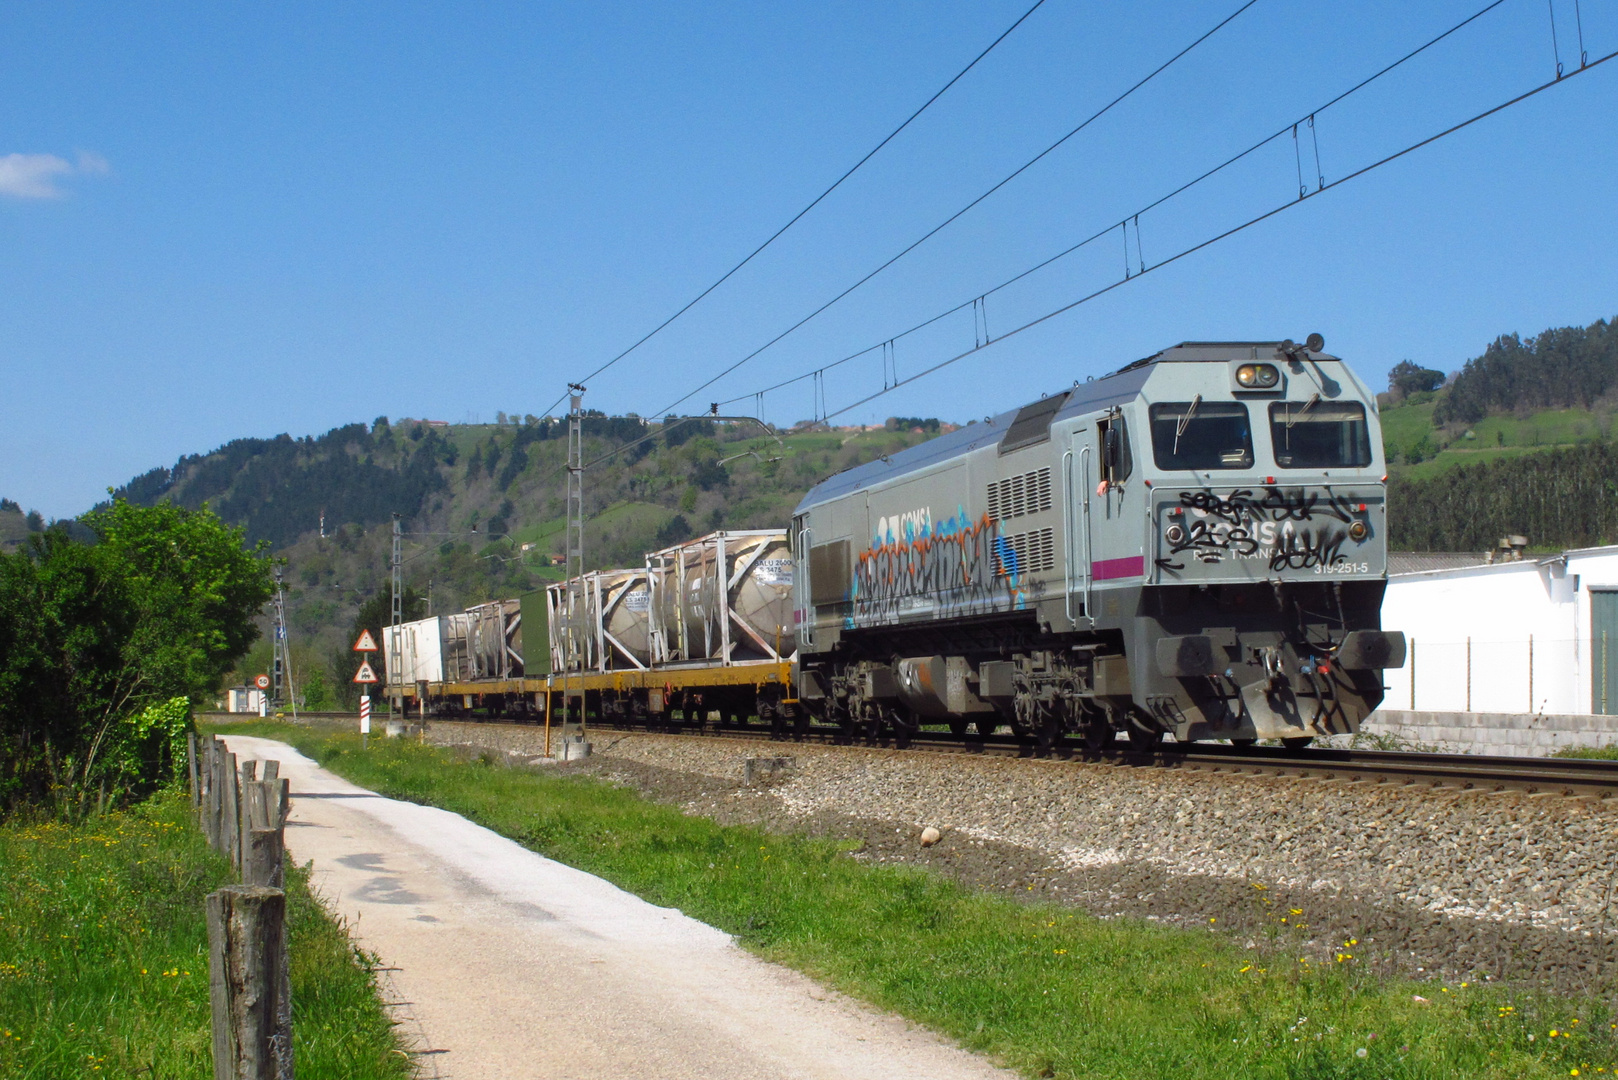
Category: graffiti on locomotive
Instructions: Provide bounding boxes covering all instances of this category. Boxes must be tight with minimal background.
[1164,486,1360,572]
[851,506,1029,624]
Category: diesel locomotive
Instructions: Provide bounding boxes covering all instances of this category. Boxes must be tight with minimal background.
[790,337,1406,748]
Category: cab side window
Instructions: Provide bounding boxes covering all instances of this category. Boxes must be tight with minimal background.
[1098,411,1133,485]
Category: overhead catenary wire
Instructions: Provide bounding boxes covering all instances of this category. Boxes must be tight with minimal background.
[651,0,1262,418]
[811,45,1618,425]
[712,0,1520,413]
[536,0,1054,420]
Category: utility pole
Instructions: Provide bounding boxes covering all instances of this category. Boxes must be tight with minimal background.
[563,385,586,751]
[389,513,403,716]
[270,567,298,720]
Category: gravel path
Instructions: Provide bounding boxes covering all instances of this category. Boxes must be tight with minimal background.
[427,722,1618,995]
[223,734,1019,1080]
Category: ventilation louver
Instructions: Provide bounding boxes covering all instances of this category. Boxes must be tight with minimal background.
[986,467,1053,522]
[995,527,1055,576]
[999,392,1071,453]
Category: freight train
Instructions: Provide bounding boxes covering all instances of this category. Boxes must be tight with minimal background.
[386,337,1406,749]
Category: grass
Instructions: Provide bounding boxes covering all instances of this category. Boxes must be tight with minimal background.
[1553,744,1618,760]
[215,721,1617,1080]
[0,788,411,1080]
[1381,400,1612,482]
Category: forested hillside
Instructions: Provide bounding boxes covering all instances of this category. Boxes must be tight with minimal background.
[110,413,945,703]
[1379,313,1618,551]
[1433,318,1618,425]
[1388,442,1618,551]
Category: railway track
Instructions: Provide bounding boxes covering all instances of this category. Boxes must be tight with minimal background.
[422,714,1618,799]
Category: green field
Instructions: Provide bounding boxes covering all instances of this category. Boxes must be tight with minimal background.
[0,791,410,1080]
[214,722,1618,1080]
[1382,400,1611,480]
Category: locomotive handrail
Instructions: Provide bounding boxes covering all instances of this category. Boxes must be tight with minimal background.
[794,523,814,650]
[1062,448,1075,627]
[1078,443,1094,621]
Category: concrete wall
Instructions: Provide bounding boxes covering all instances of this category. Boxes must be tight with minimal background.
[1381,546,1618,716]
[1360,708,1618,756]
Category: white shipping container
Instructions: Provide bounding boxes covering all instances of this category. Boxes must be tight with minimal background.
[384,617,447,685]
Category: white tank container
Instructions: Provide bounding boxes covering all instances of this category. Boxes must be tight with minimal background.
[546,570,651,673]
[647,530,795,666]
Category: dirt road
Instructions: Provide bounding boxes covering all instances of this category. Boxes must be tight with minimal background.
[222,736,1015,1080]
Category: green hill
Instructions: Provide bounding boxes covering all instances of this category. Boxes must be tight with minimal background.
[106,414,951,698]
[1378,313,1618,551]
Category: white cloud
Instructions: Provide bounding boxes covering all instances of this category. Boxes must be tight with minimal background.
[0,151,111,199]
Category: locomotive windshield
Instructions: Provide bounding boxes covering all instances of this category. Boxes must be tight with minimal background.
[1149,400,1253,470]
[1269,400,1372,468]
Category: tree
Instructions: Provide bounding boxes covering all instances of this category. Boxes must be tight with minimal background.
[1388,360,1445,400]
[0,501,274,814]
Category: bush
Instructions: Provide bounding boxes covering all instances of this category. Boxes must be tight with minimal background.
[0,501,274,815]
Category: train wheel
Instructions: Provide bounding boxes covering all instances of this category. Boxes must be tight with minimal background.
[1230,737,1257,748]
[1079,722,1112,754]
[1033,710,1064,758]
[1281,736,1315,750]
[1126,717,1164,750]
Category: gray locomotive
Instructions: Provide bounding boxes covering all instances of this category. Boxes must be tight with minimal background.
[790,337,1406,748]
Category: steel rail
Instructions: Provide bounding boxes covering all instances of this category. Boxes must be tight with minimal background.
[423,715,1618,799]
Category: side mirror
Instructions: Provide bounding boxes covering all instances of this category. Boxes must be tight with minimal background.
[1103,426,1121,471]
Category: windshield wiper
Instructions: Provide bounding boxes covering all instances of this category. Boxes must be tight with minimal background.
[1172,394,1201,457]
[1287,393,1320,429]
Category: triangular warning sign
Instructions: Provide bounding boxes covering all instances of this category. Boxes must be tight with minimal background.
[353,660,379,684]
[353,629,379,652]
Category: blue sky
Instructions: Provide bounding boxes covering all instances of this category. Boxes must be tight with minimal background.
[2,0,1614,518]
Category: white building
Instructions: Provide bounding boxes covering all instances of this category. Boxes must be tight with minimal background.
[225,686,267,714]
[1381,546,1618,716]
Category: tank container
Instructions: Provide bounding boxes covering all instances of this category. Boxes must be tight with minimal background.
[647,530,795,666]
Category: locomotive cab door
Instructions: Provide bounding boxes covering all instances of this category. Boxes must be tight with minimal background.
[1063,429,1093,626]
[791,514,812,651]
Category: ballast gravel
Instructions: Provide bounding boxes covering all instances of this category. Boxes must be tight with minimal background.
[427,722,1618,995]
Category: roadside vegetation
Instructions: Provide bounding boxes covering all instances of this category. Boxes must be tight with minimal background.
[0,789,410,1080]
[1554,744,1618,760]
[220,721,1618,1080]
[0,499,274,816]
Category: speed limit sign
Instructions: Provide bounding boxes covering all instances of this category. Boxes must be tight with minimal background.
[254,674,271,690]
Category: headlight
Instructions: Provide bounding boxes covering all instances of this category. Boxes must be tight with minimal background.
[1236,363,1280,389]
[1348,521,1368,541]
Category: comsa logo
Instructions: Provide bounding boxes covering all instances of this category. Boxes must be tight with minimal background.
[874,508,931,543]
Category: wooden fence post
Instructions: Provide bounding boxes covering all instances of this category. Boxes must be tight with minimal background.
[207,886,293,1080]
[221,751,241,870]
[206,739,224,852]
[198,738,213,844]
[242,826,285,890]
[188,732,201,808]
